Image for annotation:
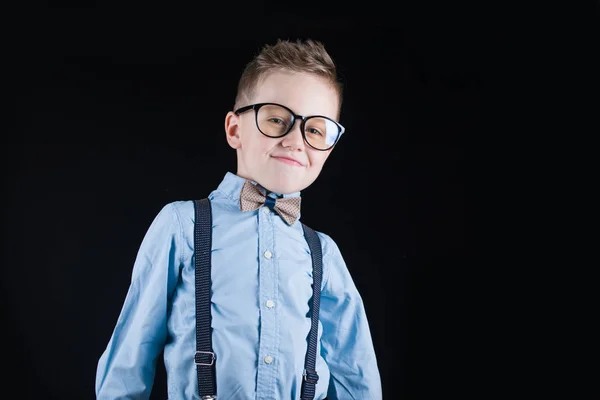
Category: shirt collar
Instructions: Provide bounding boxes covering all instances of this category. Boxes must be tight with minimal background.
[216,172,302,203]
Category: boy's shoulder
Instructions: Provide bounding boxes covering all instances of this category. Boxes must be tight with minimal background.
[312,229,343,260]
[159,199,197,224]
[155,199,193,215]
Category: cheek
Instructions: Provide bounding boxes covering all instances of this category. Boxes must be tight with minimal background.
[258,137,280,154]
[243,134,270,153]
[307,152,329,170]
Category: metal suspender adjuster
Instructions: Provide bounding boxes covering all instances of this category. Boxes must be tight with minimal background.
[195,350,215,366]
[303,368,319,384]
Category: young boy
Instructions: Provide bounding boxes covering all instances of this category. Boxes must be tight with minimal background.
[95,39,382,400]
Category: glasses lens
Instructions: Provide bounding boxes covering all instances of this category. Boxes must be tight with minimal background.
[256,104,294,137]
[304,117,341,150]
[256,104,342,150]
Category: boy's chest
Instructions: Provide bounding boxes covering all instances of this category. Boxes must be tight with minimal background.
[180,211,317,318]
[213,220,313,290]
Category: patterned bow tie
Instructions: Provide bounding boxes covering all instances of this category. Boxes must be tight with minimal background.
[239,180,301,226]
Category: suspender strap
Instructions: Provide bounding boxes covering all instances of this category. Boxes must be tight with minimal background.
[193,199,322,400]
[300,223,323,400]
[193,199,217,399]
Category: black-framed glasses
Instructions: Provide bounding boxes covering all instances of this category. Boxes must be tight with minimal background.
[234,102,345,151]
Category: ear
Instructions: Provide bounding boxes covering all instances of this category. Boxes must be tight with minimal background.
[225,111,242,149]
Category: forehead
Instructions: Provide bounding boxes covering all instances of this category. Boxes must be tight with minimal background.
[251,70,339,120]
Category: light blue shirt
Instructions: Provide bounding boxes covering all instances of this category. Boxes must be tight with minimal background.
[95,172,382,400]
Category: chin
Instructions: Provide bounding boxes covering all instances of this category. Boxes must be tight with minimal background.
[263,177,306,195]
[268,183,303,195]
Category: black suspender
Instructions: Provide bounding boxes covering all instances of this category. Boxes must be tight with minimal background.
[192,198,322,400]
[299,223,323,400]
[193,198,217,398]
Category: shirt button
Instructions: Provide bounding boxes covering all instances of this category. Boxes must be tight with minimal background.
[262,207,270,214]
[266,300,275,309]
[264,250,272,259]
[264,355,273,364]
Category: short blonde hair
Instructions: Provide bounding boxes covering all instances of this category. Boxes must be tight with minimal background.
[233,39,343,118]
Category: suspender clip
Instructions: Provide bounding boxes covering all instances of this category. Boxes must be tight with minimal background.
[303,368,319,384]
[195,351,215,366]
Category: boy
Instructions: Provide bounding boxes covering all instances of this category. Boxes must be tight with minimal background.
[96,39,382,400]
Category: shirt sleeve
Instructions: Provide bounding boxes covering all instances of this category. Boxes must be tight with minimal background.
[95,203,183,400]
[318,234,383,400]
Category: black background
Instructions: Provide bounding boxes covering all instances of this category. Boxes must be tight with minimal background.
[4,4,497,399]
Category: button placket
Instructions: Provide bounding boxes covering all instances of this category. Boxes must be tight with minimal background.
[256,199,278,390]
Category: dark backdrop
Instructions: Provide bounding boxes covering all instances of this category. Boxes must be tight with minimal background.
[6,5,478,400]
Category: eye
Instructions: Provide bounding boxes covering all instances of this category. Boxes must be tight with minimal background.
[306,127,324,136]
[267,117,286,125]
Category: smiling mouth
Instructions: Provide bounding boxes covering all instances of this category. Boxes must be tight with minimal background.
[272,156,304,167]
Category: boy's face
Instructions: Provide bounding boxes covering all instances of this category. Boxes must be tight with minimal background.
[225,70,340,195]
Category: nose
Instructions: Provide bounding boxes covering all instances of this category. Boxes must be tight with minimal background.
[281,120,305,150]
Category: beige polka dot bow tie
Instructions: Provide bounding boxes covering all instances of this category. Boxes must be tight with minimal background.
[239,180,301,226]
